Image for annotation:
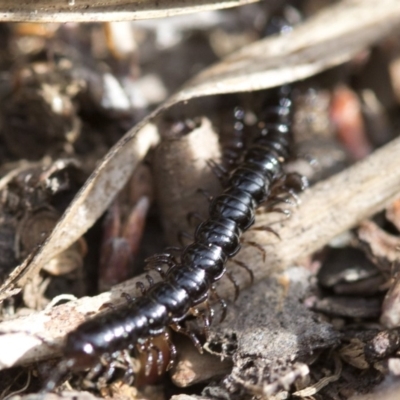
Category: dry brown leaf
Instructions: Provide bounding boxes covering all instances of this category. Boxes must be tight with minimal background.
[2,0,400,295]
[0,0,259,22]
[173,0,400,101]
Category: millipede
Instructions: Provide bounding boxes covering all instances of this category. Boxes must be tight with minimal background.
[44,85,304,391]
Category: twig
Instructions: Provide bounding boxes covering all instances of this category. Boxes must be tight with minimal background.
[292,353,342,397]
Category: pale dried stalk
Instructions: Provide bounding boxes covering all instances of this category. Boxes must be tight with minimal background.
[0,136,400,370]
[153,118,222,246]
[0,0,258,22]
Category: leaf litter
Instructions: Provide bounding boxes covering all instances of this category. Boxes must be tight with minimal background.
[0,1,400,399]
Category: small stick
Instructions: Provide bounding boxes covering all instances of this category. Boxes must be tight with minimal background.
[153,117,222,246]
[0,137,400,370]
[217,134,400,297]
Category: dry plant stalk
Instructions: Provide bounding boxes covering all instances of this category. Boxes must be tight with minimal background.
[0,136,400,370]
[153,118,222,246]
[0,0,258,22]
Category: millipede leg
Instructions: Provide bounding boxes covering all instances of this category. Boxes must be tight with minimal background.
[283,172,309,192]
[144,343,154,377]
[192,307,211,339]
[146,274,154,287]
[97,356,120,388]
[201,312,211,339]
[187,211,205,226]
[242,240,266,262]
[42,359,71,393]
[286,189,301,205]
[206,159,229,185]
[136,274,155,295]
[263,206,291,218]
[232,259,254,284]
[136,281,147,295]
[227,271,240,301]
[250,224,281,239]
[146,259,177,274]
[268,193,298,206]
[121,292,135,304]
[177,230,193,246]
[205,299,215,324]
[149,342,164,375]
[121,350,138,385]
[99,302,117,312]
[269,172,308,206]
[146,253,178,266]
[82,377,96,389]
[163,331,177,371]
[164,246,183,254]
[210,285,228,323]
[83,361,104,388]
[171,323,203,354]
[197,188,214,202]
[144,264,166,278]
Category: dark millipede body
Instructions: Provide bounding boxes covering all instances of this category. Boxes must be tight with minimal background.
[220,106,246,168]
[47,86,297,390]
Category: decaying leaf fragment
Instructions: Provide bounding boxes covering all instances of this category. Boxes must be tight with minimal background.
[203,267,339,397]
[358,220,400,266]
[357,219,400,328]
[0,159,87,302]
[0,123,159,296]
